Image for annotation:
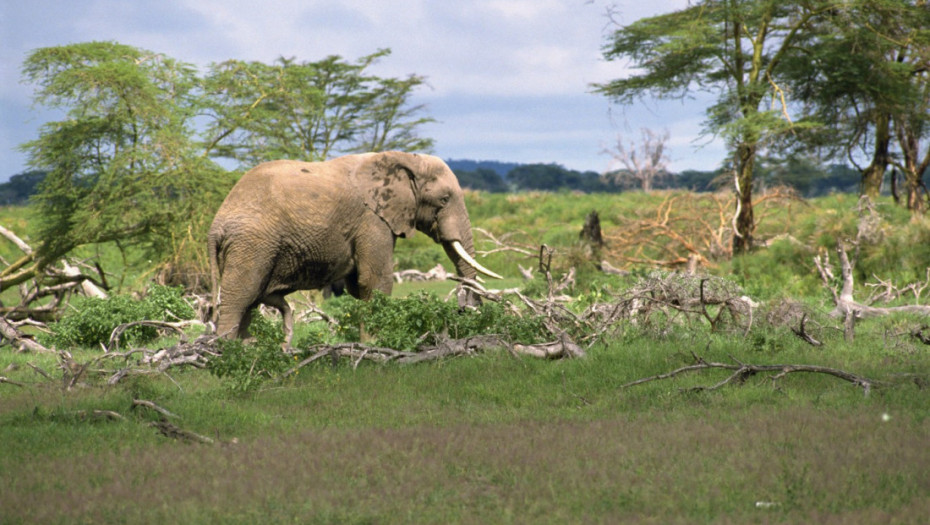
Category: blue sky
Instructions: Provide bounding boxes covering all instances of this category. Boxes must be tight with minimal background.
[0,0,726,182]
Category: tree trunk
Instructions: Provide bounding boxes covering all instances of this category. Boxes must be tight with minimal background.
[579,210,604,247]
[732,143,756,255]
[861,112,891,199]
[897,123,928,216]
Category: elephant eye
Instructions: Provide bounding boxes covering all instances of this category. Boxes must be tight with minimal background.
[439,195,450,206]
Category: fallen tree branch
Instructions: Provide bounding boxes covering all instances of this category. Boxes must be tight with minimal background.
[0,376,26,387]
[816,243,930,322]
[132,399,181,419]
[619,353,876,396]
[0,317,54,353]
[790,313,823,347]
[106,319,203,353]
[149,419,214,444]
[279,334,585,380]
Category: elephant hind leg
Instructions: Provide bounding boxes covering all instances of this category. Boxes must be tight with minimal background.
[262,293,294,347]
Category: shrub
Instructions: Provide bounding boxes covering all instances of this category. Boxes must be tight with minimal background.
[44,284,195,348]
[334,291,549,350]
[208,314,291,394]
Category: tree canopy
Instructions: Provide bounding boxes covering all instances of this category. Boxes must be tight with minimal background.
[201,49,434,167]
[20,42,224,269]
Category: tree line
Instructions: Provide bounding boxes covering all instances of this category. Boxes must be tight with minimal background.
[450,158,872,197]
[4,158,881,206]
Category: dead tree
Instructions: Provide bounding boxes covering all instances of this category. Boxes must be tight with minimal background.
[602,128,670,192]
[814,197,930,341]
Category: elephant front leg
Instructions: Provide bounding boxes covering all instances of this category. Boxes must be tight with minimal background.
[353,233,397,300]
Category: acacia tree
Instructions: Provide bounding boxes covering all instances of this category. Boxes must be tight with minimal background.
[595,1,832,253]
[202,49,434,167]
[17,42,226,280]
[783,0,930,211]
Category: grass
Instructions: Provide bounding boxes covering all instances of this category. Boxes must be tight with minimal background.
[2,325,930,523]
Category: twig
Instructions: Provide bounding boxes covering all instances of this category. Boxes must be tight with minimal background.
[107,320,203,353]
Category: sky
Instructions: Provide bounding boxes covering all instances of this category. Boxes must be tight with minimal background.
[0,0,727,182]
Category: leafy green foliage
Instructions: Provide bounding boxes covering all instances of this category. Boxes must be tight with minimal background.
[333,291,549,350]
[208,315,292,394]
[595,1,848,250]
[20,42,229,268]
[44,285,194,348]
[202,50,434,167]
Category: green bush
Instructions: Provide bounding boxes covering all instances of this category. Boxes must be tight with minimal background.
[44,284,195,348]
[208,315,291,394]
[334,291,549,350]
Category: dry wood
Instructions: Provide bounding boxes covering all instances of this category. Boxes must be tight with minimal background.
[106,319,203,353]
[0,376,25,387]
[74,409,126,421]
[279,333,585,379]
[602,187,802,270]
[474,227,536,257]
[911,326,930,345]
[393,263,453,283]
[132,399,181,419]
[0,317,54,353]
[619,353,876,396]
[816,242,930,322]
[150,419,214,444]
[602,128,670,192]
[790,313,823,347]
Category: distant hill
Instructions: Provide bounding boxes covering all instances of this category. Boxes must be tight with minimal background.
[444,159,523,178]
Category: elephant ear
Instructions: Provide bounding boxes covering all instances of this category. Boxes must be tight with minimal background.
[352,152,418,238]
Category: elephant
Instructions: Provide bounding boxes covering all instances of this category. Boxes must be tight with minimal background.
[207,151,501,344]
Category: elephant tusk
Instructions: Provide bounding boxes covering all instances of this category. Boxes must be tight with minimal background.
[451,241,503,279]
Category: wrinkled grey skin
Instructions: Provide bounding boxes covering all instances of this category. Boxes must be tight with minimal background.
[208,151,484,343]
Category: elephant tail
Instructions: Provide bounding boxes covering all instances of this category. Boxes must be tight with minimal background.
[207,229,223,329]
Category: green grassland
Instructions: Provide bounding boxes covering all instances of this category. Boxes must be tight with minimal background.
[2,191,930,523]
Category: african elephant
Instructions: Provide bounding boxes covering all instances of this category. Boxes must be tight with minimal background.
[207,151,501,344]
